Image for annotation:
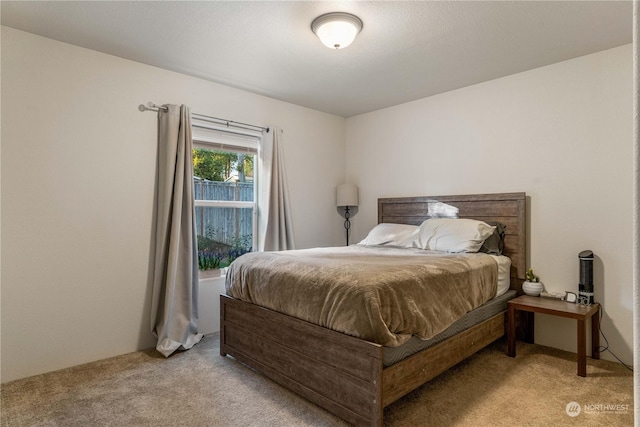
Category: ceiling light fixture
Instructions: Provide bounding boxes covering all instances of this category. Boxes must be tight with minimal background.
[311,12,363,50]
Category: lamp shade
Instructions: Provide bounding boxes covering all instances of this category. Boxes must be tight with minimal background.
[336,184,358,207]
[311,12,363,50]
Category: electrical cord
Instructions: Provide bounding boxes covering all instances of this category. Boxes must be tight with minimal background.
[593,304,633,372]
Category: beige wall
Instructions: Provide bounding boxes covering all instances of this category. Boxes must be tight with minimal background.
[346,45,633,364]
[2,26,633,382]
[0,27,346,382]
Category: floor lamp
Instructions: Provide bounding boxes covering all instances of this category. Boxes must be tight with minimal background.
[336,184,359,246]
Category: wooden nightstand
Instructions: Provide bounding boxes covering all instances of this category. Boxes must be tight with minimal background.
[507,295,600,377]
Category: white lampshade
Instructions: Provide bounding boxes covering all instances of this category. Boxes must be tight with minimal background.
[311,12,363,50]
[336,184,359,207]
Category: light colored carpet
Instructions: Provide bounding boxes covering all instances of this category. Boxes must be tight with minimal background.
[1,334,633,426]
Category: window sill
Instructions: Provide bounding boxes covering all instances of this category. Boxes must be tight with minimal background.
[198,267,227,282]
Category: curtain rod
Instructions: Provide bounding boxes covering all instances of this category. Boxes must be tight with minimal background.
[138,102,269,133]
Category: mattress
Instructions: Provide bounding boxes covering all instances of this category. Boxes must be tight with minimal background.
[491,254,512,297]
[226,246,505,347]
[383,289,517,366]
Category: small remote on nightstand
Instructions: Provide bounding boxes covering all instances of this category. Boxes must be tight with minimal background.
[540,291,564,300]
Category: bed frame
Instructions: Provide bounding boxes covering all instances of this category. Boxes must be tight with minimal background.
[220,192,526,426]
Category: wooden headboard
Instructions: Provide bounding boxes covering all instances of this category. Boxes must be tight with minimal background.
[378,192,526,285]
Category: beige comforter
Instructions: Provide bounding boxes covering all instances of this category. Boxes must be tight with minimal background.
[225,245,498,347]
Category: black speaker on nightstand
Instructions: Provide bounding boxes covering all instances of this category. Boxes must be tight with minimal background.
[578,250,594,305]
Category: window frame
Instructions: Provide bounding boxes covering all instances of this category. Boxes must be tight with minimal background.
[191,120,261,259]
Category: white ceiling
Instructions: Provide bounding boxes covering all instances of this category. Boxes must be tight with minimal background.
[1,1,632,118]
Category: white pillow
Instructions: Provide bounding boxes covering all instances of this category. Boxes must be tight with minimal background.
[358,223,419,247]
[416,218,496,253]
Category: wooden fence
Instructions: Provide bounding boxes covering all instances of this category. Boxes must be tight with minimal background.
[194,178,253,248]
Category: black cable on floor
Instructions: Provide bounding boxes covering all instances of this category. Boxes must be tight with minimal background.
[594,305,633,372]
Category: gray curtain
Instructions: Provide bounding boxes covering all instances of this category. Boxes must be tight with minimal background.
[150,104,203,357]
[258,126,295,251]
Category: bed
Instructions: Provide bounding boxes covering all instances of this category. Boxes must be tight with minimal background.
[220,192,527,426]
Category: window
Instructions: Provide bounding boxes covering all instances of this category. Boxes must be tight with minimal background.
[192,122,260,272]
